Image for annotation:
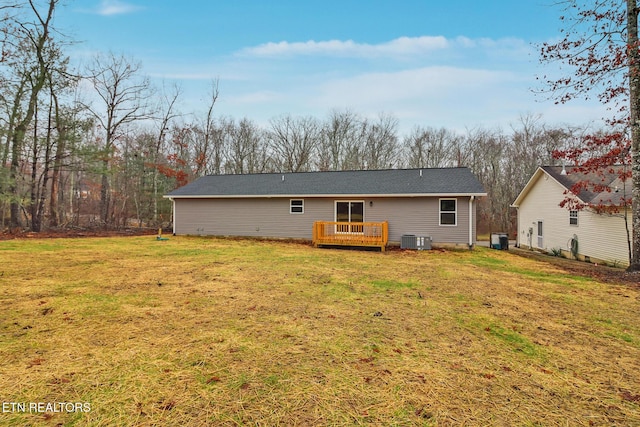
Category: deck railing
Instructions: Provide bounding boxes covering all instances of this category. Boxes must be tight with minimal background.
[312,221,388,251]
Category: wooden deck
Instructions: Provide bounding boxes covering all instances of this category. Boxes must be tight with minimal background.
[312,221,389,251]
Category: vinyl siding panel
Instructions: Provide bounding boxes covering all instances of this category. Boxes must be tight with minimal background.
[173,196,475,245]
[516,172,631,266]
[364,197,472,244]
[174,198,329,239]
[576,209,630,265]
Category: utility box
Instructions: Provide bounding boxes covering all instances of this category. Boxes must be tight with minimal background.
[401,235,432,250]
[416,236,432,250]
[491,232,509,250]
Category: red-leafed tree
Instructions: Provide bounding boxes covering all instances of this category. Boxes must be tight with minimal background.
[554,132,631,212]
[539,0,640,271]
[158,126,192,188]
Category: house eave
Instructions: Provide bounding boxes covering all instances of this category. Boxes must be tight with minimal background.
[511,167,587,207]
[164,192,488,199]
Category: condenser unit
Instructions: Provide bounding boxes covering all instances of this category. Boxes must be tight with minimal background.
[401,235,431,250]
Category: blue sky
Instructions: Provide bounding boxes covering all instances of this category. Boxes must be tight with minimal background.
[55,0,608,133]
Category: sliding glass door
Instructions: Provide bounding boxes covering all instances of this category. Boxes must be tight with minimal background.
[336,201,364,233]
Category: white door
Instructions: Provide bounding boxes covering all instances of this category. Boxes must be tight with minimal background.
[537,221,543,248]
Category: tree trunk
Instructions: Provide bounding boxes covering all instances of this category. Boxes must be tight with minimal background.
[48,89,65,227]
[9,124,26,228]
[100,166,110,228]
[6,0,57,229]
[628,0,640,270]
[35,102,54,232]
[29,105,39,231]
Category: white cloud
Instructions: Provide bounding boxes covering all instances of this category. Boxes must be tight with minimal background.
[314,66,515,107]
[239,35,533,62]
[305,66,524,131]
[95,0,142,16]
[240,36,450,58]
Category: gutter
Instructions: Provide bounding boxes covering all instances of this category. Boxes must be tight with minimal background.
[163,192,488,199]
[167,197,175,235]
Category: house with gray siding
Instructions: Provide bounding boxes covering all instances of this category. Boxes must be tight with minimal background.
[164,168,486,249]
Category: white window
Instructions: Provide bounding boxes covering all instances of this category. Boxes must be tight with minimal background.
[569,210,578,226]
[439,198,457,226]
[290,199,304,214]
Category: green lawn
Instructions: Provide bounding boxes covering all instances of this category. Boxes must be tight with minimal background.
[0,236,639,426]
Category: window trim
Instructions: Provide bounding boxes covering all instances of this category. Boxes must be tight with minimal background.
[290,199,304,214]
[569,210,578,226]
[439,198,457,226]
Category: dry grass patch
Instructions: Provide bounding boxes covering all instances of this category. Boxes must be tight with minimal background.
[0,236,639,426]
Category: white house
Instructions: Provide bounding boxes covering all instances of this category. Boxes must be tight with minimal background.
[511,165,632,267]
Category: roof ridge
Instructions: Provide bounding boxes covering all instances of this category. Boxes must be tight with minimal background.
[203,166,471,178]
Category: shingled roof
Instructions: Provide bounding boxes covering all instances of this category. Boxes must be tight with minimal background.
[513,165,630,207]
[165,168,486,198]
[543,165,631,206]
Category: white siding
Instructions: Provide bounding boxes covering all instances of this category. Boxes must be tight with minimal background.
[517,172,631,266]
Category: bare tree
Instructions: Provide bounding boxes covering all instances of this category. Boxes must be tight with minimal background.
[151,83,181,224]
[1,0,60,228]
[190,80,222,176]
[268,115,320,172]
[361,113,400,170]
[404,126,461,168]
[463,128,510,232]
[83,52,152,227]
[0,2,21,65]
[226,117,269,174]
[317,109,363,171]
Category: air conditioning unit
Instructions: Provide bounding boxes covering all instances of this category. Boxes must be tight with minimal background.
[401,235,432,250]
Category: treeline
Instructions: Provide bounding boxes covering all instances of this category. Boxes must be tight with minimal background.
[0,1,586,234]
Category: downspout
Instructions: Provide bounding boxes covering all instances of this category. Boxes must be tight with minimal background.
[468,196,475,249]
[169,197,176,235]
[514,206,519,248]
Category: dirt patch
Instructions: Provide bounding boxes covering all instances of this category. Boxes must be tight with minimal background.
[510,247,640,287]
[0,227,158,241]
